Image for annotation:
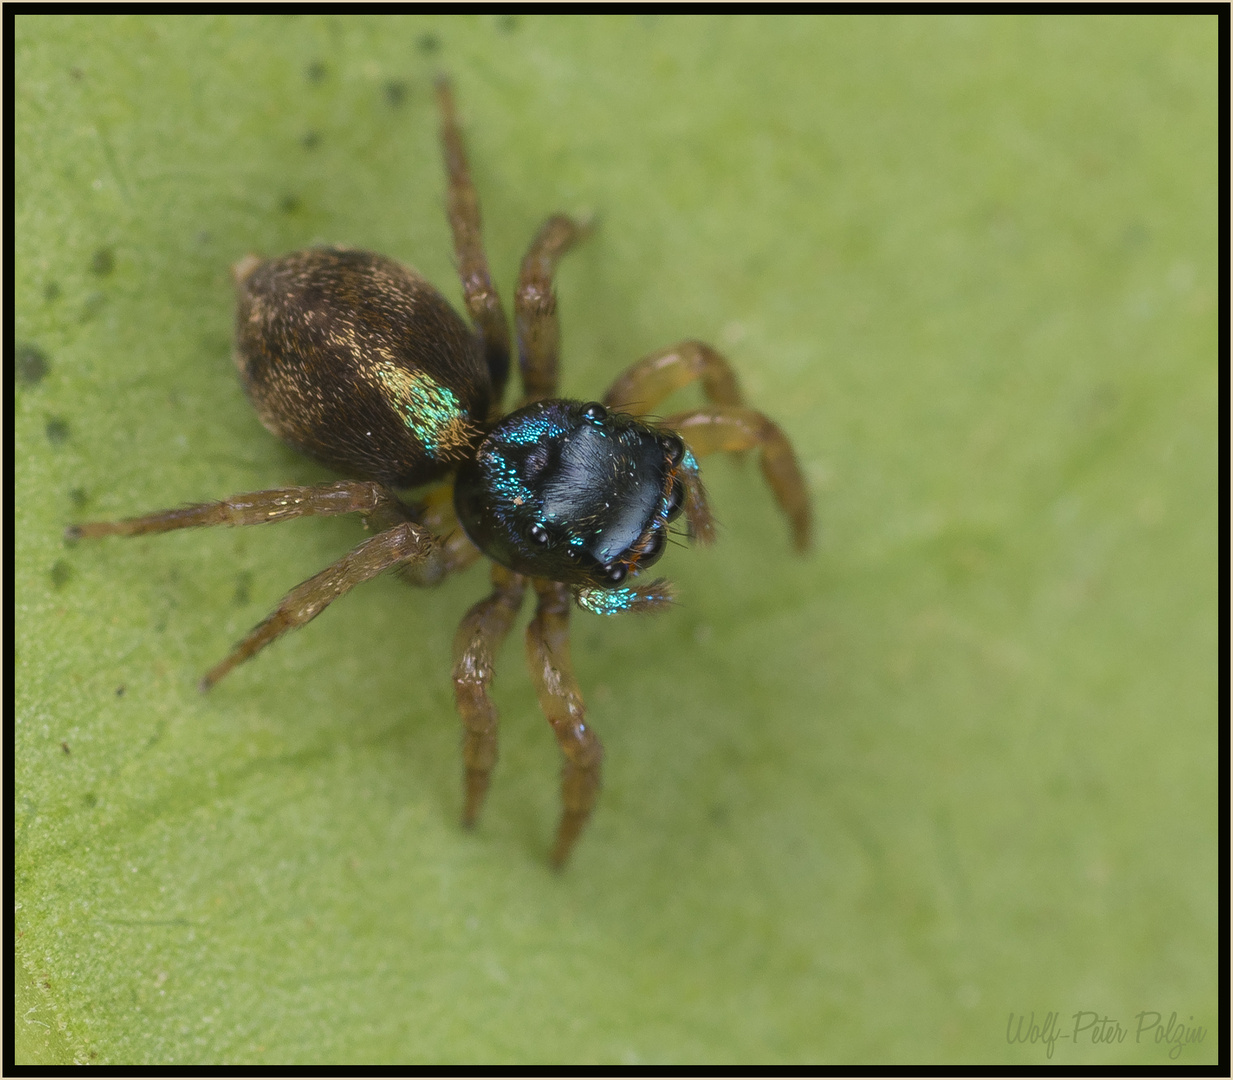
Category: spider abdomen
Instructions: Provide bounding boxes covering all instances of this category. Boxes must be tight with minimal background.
[233,247,490,488]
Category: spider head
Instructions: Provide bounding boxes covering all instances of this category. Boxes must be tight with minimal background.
[454,400,709,612]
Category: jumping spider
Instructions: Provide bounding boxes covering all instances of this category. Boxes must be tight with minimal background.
[68,78,812,867]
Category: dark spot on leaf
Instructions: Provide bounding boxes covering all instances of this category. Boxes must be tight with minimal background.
[1080,382,1119,427]
[44,281,62,302]
[280,194,302,215]
[61,741,71,755]
[45,415,70,444]
[496,14,520,33]
[1121,222,1150,250]
[301,130,321,150]
[70,67,83,80]
[384,80,408,108]
[145,720,167,751]
[80,291,107,322]
[16,343,50,386]
[50,560,73,589]
[83,791,99,808]
[69,487,90,509]
[306,60,328,83]
[417,32,440,54]
[116,684,126,697]
[234,570,253,606]
[90,248,115,276]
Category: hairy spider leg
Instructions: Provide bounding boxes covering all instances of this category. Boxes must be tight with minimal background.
[664,406,814,552]
[515,214,592,404]
[200,521,436,691]
[526,578,603,869]
[65,482,454,689]
[436,77,511,415]
[601,339,753,543]
[452,564,528,827]
[602,339,745,416]
[66,480,416,539]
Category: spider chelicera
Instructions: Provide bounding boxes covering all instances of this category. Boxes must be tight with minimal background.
[68,78,812,867]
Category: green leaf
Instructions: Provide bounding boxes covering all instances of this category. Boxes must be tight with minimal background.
[16,14,1217,1066]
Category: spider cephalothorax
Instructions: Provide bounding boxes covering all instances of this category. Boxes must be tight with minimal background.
[68,78,811,867]
[454,400,704,613]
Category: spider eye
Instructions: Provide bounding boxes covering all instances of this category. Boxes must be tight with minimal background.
[582,402,607,424]
[601,561,627,585]
[639,524,667,567]
[529,524,550,545]
[665,478,686,522]
[661,433,685,468]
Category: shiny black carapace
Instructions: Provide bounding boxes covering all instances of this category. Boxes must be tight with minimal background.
[69,78,812,867]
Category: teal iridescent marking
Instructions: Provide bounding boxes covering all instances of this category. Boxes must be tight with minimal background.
[502,413,561,445]
[373,360,466,458]
[575,586,642,616]
[484,447,536,507]
[484,410,571,520]
[575,581,672,616]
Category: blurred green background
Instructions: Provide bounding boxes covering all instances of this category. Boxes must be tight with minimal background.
[15,14,1217,1066]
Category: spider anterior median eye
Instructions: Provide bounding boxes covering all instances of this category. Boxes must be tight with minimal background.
[602,562,627,585]
[530,523,550,545]
[641,525,667,566]
[662,434,685,468]
[665,479,686,522]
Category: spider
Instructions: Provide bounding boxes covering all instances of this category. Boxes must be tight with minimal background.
[68,78,812,868]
